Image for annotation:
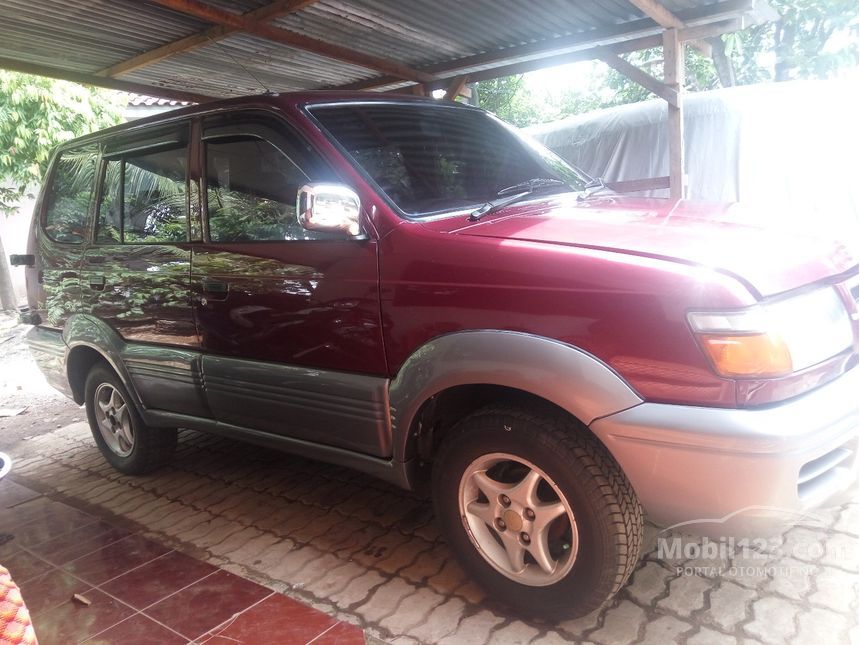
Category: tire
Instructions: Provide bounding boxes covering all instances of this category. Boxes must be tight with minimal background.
[432,404,643,619]
[84,363,177,475]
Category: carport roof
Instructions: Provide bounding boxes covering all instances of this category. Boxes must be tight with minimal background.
[0,0,773,103]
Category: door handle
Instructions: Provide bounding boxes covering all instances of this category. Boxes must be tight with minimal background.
[89,274,106,291]
[9,254,35,267]
[86,255,107,264]
[202,280,229,294]
[201,280,229,301]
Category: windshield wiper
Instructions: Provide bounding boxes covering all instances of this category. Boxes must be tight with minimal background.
[469,178,568,222]
[577,176,610,201]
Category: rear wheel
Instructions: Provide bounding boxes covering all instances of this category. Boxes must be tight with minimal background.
[432,405,643,618]
[84,364,176,475]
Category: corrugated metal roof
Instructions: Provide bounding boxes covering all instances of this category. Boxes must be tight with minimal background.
[0,0,206,72]
[122,34,378,96]
[0,0,765,100]
[270,0,646,68]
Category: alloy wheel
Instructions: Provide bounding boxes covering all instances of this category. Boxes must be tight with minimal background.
[94,383,135,457]
[458,452,579,586]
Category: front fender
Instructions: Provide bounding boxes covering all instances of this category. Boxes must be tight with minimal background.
[388,330,643,462]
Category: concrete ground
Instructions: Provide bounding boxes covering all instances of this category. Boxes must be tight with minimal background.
[1,315,858,644]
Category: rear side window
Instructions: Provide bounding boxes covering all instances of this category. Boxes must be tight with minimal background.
[43,144,99,243]
[96,128,189,244]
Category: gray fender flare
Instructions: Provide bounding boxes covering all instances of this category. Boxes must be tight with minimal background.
[388,330,643,462]
[63,314,142,407]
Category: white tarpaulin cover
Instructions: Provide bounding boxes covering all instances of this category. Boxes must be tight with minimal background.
[526,79,859,248]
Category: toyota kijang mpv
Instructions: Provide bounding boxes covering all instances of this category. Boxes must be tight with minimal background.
[15,93,858,617]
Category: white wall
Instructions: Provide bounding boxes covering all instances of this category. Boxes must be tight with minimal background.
[0,193,36,304]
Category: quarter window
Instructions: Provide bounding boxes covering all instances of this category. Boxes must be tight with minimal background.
[96,144,189,244]
[43,144,99,243]
[124,147,188,243]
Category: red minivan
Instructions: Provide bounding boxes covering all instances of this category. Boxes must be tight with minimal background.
[17,93,858,617]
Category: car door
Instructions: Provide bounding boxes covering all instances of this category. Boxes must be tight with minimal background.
[192,109,388,456]
[27,141,100,329]
[80,122,207,417]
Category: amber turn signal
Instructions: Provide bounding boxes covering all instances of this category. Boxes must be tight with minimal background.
[699,333,793,378]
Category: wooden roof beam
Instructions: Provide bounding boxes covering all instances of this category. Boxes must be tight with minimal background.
[597,20,750,107]
[628,0,712,56]
[149,0,435,84]
[431,34,665,89]
[97,0,320,78]
[596,49,679,106]
[333,0,755,91]
[360,16,746,96]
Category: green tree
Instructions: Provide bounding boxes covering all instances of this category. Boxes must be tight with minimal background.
[726,0,858,82]
[600,0,857,106]
[474,76,541,127]
[474,76,602,126]
[0,71,123,310]
[0,72,123,210]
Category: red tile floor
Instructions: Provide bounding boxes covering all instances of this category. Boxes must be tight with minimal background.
[0,480,366,644]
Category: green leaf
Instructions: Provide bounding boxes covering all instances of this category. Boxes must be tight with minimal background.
[1,70,122,214]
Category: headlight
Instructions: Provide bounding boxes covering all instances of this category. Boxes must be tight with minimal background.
[688,287,852,378]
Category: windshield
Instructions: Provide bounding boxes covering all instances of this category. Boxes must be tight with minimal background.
[307,102,590,217]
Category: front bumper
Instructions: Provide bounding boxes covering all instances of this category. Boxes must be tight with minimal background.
[590,368,858,537]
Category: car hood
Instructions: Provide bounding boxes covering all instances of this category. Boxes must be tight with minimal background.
[423,194,856,298]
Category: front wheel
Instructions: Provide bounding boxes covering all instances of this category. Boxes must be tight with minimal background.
[84,364,177,475]
[432,405,643,618]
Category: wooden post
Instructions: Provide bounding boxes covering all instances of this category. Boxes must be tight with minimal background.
[444,75,469,100]
[663,28,685,201]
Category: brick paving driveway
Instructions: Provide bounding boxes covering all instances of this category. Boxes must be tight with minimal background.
[4,419,857,645]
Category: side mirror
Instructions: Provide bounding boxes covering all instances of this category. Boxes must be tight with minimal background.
[297,183,363,237]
